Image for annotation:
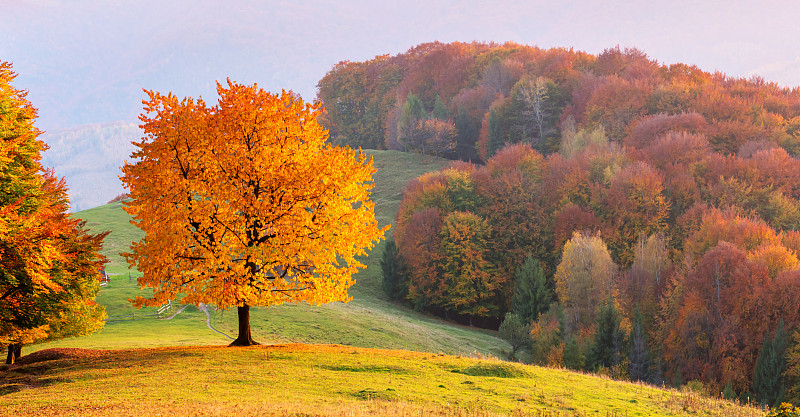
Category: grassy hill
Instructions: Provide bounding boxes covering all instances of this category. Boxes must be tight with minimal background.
[3,150,765,416]
[0,345,761,417]
[32,150,508,356]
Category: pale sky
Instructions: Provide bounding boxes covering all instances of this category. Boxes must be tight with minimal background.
[3,0,800,130]
[3,0,800,210]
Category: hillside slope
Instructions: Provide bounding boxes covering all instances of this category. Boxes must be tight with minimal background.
[0,344,761,416]
[31,150,509,356]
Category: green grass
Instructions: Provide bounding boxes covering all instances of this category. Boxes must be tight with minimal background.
[6,150,766,416]
[0,345,762,416]
[34,150,500,357]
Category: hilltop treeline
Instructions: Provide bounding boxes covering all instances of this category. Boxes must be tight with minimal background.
[317,41,800,160]
[318,42,800,405]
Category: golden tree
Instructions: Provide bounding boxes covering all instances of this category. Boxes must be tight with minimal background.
[121,80,387,346]
[554,231,617,330]
[0,61,107,363]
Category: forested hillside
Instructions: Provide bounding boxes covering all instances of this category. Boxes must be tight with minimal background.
[317,42,800,406]
[318,41,800,159]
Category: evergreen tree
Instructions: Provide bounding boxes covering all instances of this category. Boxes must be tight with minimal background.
[510,254,551,324]
[499,312,530,360]
[628,309,652,382]
[487,108,505,157]
[563,335,585,370]
[587,300,626,371]
[397,93,427,152]
[454,105,479,161]
[723,381,736,400]
[432,94,449,120]
[754,320,789,407]
[380,238,407,301]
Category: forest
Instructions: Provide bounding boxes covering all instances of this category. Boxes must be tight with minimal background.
[317,42,800,406]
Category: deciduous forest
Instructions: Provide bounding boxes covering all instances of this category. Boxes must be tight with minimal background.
[318,42,800,406]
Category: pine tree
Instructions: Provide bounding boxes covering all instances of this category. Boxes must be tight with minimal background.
[510,254,551,324]
[587,300,626,371]
[454,105,479,161]
[487,108,505,157]
[432,94,449,120]
[397,93,427,152]
[380,238,407,301]
[628,309,652,382]
[499,312,530,360]
[754,320,788,407]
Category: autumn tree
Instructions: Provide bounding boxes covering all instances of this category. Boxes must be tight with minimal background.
[121,81,387,346]
[437,211,498,320]
[417,118,457,157]
[616,233,670,321]
[0,61,107,362]
[554,232,617,330]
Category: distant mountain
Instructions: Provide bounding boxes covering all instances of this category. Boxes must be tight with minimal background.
[40,122,140,212]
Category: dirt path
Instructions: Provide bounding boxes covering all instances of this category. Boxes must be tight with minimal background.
[198,303,234,341]
[162,304,189,320]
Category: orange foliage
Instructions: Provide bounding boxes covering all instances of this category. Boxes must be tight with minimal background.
[0,61,107,350]
[747,244,800,279]
[684,207,782,261]
[121,81,386,331]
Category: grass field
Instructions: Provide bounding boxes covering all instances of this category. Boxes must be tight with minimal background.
[9,150,766,416]
[0,345,762,417]
[32,150,508,357]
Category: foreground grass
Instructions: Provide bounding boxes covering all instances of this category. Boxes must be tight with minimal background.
[0,344,762,417]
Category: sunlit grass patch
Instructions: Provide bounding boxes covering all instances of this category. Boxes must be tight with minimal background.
[0,344,762,417]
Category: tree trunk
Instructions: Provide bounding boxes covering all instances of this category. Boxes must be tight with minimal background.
[229,304,259,346]
[6,343,21,364]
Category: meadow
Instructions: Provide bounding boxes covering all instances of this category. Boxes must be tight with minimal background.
[0,345,763,416]
[1,150,764,416]
[29,150,506,356]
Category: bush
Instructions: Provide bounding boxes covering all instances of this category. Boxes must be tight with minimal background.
[498,312,530,360]
[767,403,800,417]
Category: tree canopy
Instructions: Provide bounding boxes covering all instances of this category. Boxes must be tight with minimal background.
[121,80,387,346]
[0,61,107,363]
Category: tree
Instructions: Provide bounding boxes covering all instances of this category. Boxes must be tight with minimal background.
[510,254,551,324]
[438,211,498,320]
[396,93,427,152]
[417,118,457,157]
[432,94,449,120]
[587,300,627,372]
[754,320,789,407]
[554,232,617,330]
[508,76,565,152]
[499,312,530,359]
[628,309,652,382]
[121,81,387,346]
[380,238,407,301]
[0,61,107,363]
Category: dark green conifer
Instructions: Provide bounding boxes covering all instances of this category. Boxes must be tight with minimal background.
[380,238,407,301]
[754,320,788,407]
[510,254,551,324]
[587,300,626,371]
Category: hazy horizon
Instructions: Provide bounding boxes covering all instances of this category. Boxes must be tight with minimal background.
[3,0,799,210]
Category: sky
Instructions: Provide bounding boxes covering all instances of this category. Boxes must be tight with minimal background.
[2,0,800,208]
